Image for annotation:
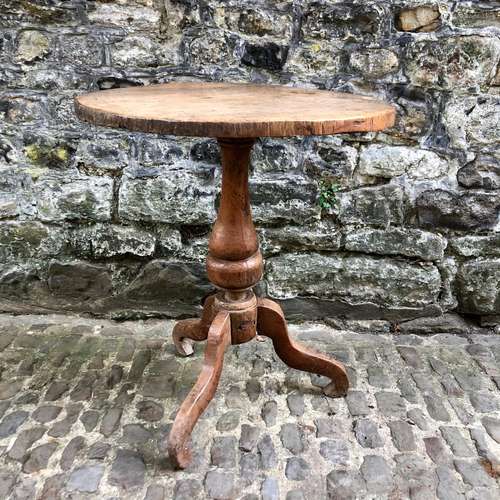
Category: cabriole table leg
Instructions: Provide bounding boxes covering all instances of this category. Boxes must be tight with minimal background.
[167,137,349,469]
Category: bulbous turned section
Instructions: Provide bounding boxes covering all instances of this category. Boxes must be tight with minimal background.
[206,138,263,291]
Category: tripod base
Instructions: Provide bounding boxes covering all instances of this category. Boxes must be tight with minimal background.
[167,291,349,469]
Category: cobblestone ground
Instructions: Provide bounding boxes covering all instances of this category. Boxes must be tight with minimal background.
[0,314,499,499]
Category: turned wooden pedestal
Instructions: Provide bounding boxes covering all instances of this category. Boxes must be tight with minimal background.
[75,82,395,469]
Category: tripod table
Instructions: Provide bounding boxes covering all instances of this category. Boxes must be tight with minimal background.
[75,82,395,468]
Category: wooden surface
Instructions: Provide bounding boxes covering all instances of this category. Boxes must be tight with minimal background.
[75,81,395,138]
[206,139,263,291]
[257,298,349,397]
[168,311,231,469]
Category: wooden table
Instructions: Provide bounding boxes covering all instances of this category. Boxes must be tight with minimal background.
[75,82,395,469]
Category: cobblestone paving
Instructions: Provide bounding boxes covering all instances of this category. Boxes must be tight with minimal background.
[0,314,499,499]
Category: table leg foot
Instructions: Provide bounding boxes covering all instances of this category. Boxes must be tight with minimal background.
[168,311,231,469]
[256,298,349,397]
[172,294,217,356]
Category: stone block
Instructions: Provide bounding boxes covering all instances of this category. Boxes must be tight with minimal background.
[301,3,385,42]
[266,253,441,308]
[450,234,500,258]
[349,49,399,78]
[36,175,113,222]
[250,175,320,224]
[119,164,215,225]
[337,185,405,226]
[416,189,500,231]
[358,145,448,180]
[444,94,500,150]
[0,221,65,262]
[457,156,500,190]
[344,227,446,261]
[396,6,441,32]
[457,259,500,315]
[72,224,156,258]
[405,36,500,91]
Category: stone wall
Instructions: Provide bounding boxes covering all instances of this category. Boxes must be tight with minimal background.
[0,0,499,326]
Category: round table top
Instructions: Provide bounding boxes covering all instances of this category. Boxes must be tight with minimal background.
[75,82,395,138]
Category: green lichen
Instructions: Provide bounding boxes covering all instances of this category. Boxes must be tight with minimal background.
[24,143,71,167]
[26,166,48,180]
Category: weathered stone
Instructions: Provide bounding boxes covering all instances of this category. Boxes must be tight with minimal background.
[104,260,211,317]
[482,417,500,444]
[337,185,405,226]
[23,442,57,473]
[360,455,393,494]
[424,437,450,465]
[47,261,112,300]
[67,464,104,493]
[173,479,202,500]
[44,380,69,401]
[0,221,65,262]
[326,469,366,499]
[457,260,500,315]
[0,410,28,438]
[346,391,370,417]
[136,400,164,422]
[405,36,500,91]
[450,234,500,258]
[349,49,398,78]
[285,457,310,481]
[444,94,500,150]
[8,426,46,461]
[280,423,305,455]
[354,419,383,448]
[436,465,465,500]
[302,3,383,41]
[258,434,277,470]
[60,436,85,470]
[119,165,215,224]
[80,410,99,432]
[320,439,350,465]
[454,459,494,488]
[345,227,446,262]
[0,380,23,400]
[416,190,500,231]
[122,424,152,446]
[74,224,156,258]
[250,175,320,224]
[240,425,260,452]
[397,6,440,32]
[211,436,237,468]
[109,449,146,489]
[440,427,474,457]
[36,176,113,222]
[261,477,279,500]
[399,314,472,335]
[286,393,305,417]
[389,420,417,451]
[469,391,500,413]
[145,484,165,500]
[204,471,235,499]
[358,145,448,180]
[375,392,406,417]
[267,253,440,308]
[16,30,50,62]
[424,395,451,422]
[458,156,500,191]
[87,441,110,460]
[261,400,278,427]
[100,408,122,437]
